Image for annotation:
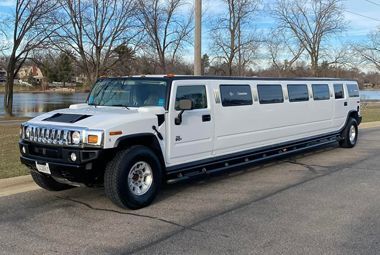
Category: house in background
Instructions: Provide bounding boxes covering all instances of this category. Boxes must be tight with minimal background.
[17,65,44,84]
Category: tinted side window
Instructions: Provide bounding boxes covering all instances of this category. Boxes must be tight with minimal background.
[347,84,359,97]
[220,85,252,106]
[334,84,344,99]
[257,85,284,104]
[175,85,207,110]
[287,85,309,102]
[312,84,330,100]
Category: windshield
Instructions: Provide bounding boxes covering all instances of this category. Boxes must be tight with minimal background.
[87,79,168,108]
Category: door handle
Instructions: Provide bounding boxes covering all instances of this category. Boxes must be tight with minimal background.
[344,102,348,106]
[202,114,211,122]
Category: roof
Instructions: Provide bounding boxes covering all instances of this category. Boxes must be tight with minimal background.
[98,75,357,82]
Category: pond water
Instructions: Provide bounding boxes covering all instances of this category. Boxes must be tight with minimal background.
[0,92,88,117]
[360,90,380,101]
[0,90,379,118]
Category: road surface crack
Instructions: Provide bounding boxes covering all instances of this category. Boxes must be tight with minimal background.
[56,196,209,235]
[284,160,325,174]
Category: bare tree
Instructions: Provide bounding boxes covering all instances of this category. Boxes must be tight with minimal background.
[1,0,56,116]
[137,0,193,73]
[266,29,304,75]
[210,0,261,76]
[354,29,380,71]
[50,0,138,85]
[272,0,346,76]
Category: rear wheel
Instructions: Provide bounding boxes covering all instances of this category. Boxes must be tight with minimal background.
[104,145,162,209]
[339,118,358,148]
[31,171,73,191]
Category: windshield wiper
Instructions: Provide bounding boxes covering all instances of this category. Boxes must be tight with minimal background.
[111,104,130,110]
[88,103,98,108]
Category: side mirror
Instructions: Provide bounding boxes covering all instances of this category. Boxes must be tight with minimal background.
[175,99,193,125]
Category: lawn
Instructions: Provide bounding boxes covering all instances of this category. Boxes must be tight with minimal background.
[0,124,29,179]
[0,103,379,179]
[361,102,380,123]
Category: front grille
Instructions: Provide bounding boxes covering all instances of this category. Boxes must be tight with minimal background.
[22,124,82,146]
[29,126,71,145]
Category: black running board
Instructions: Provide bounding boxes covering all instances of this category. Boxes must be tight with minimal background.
[166,133,339,184]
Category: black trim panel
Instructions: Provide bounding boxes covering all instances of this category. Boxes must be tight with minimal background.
[166,132,340,183]
[167,131,339,174]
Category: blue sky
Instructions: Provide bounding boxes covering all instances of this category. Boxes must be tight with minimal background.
[1,0,379,42]
[202,0,380,44]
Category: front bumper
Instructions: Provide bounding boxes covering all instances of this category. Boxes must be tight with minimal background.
[19,141,106,185]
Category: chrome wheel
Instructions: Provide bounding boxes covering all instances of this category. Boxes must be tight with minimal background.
[128,161,153,196]
[349,125,356,144]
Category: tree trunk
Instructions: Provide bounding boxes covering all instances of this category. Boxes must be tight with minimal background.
[4,60,16,117]
[311,52,319,77]
[311,59,318,76]
[4,74,14,117]
[228,60,233,76]
[159,53,166,73]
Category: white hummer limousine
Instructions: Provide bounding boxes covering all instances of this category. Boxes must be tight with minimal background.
[19,76,361,209]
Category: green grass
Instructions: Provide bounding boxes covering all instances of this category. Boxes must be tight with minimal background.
[361,103,380,123]
[0,124,29,179]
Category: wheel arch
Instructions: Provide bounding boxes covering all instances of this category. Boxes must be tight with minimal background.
[114,133,165,169]
[348,110,359,123]
[342,110,361,131]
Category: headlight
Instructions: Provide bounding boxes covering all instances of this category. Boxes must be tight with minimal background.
[71,131,81,145]
[25,127,31,139]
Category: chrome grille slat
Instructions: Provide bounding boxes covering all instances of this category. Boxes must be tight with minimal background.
[41,128,46,143]
[37,127,41,142]
[23,125,82,146]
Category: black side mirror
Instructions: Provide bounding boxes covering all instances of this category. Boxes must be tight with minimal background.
[175,99,193,125]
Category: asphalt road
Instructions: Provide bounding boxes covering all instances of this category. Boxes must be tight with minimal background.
[1,127,380,255]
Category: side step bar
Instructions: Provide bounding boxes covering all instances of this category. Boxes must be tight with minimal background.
[166,134,339,184]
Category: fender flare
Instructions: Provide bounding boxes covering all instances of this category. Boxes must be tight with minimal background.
[114,133,165,168]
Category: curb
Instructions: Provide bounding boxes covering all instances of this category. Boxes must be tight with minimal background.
[0,175,39,198]
[1,122,380,197]
[360,121,380,129]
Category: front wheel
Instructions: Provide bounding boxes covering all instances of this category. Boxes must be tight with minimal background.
[104,145,162,209]
[339,118,358,148]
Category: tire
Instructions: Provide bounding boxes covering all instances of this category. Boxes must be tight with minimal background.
[104,145,162,209]
[31,171,73,191]
[339,118,358,148]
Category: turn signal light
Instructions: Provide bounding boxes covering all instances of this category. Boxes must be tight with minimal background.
[87,135,99,144]
[109,131,122,136]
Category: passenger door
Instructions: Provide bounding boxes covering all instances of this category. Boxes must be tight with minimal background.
[167,81,214,165]
[333,84,347,128]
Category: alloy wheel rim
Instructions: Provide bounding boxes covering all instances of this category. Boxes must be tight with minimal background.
[349,125,356,144]
[128,161,153,196]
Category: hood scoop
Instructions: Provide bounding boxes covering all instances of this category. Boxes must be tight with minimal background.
[43,113,92,123]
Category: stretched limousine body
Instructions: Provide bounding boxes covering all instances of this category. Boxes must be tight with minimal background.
[19,76,361,209]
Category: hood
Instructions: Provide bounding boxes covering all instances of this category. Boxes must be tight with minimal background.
[26,104,164,130]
